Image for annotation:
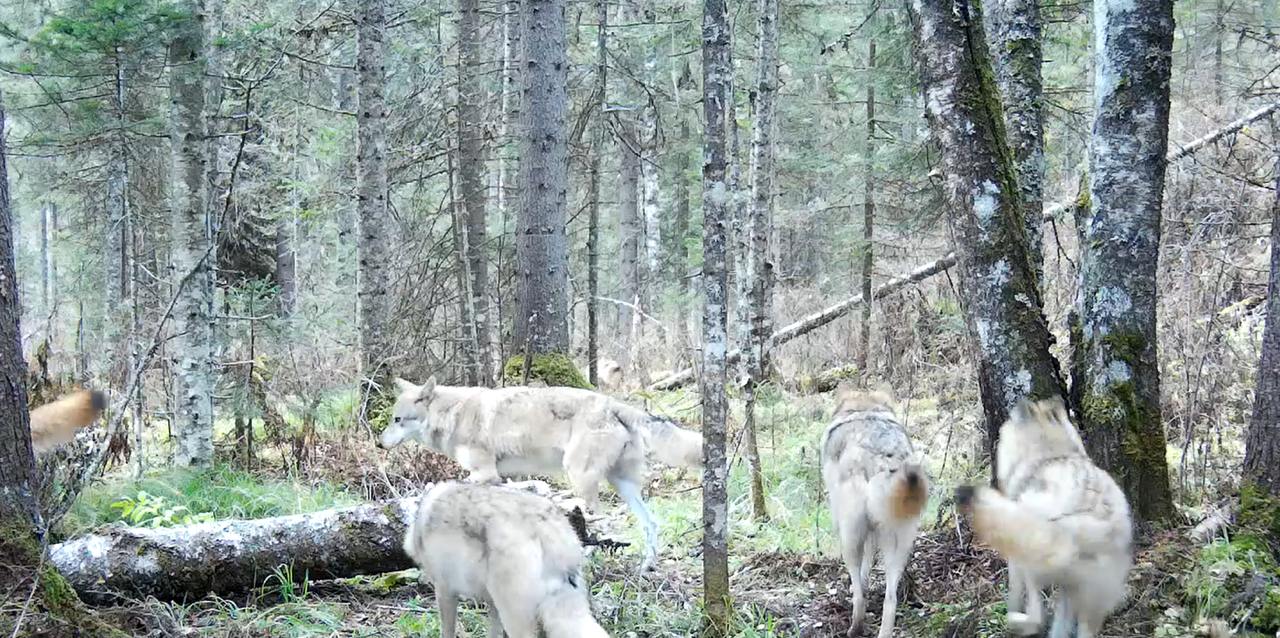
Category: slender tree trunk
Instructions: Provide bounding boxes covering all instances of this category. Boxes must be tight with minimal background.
[619,125,642,370]
[1213,0,1225,107]
[701,0,732,628]
[985,0,1045,279]
[169,0,216,468]
[857,36,875,373]
[40,202,54,319]
[514,0,570,356]
[356,0,393,412]
[907,0,1067,474]
[1243,149,1280,494]
[740,0,778,523]
[1077,0,1175,523]
[458,0,492,385]
[106,53,130,379]
[274,215,296,316]
[671,63,694,362]
[586,0,608,387]
[496,0,522,363]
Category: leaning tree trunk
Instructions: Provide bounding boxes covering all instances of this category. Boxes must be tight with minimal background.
[513,0,570,358]
[586,0,608,387]
[985,0,1045,280]
[356,0,393,413]
[51,498,421,604]
[701,0,733,629]
[169,0,216,468]
[740,0,778,523]
[458,0,492,385]
[907,0,1067,472]
[1077,0,1175,523]
[1240,141,1280,497]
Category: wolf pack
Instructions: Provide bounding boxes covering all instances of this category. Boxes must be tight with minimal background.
[35,372,1134,638]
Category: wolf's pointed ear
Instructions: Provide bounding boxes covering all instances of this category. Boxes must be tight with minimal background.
[416,377,437,403]
[1043,395,1069,420]
[394,378,419,396]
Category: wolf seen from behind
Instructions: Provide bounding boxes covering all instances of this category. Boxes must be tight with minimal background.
[955,397,1133,638]
[403,481,610,638]
[822,387,929,638]
[377,377,703,570]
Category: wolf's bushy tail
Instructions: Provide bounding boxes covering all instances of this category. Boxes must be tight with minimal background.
[955,486,1078,572]
[888,464,928,522]
[538,572,610,638]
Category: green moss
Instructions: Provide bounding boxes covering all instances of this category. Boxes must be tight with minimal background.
[1240,483,1280,543]
[1258,587,1280,632]
[366,392,395,434]
[502,353,592,389]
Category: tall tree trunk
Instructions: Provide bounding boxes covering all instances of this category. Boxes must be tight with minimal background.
[985,0,1045,280]
[40,202,55,322]
[274,215,296,316]
[1243,149,1280,496]
[106,53,130,379]
[514,0,570,356]
[741,0,778,523]
[169,0,216,468]
[586,0,608,387]
[857,35,875,373]
[907,0,1067,474]
[356,0,393,412]
[496,0,522,363]
[671,62,694,362]
[458,0,492,384]
[619,125,642,370]
[1077,0,1175,523]
[701,0,732,628]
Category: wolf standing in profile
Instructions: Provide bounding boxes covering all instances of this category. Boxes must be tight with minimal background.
[29,389,106,455]
[821,388,928,638]
[955,397,1133,638]
[377,377,703,570]
[403,482,610,638]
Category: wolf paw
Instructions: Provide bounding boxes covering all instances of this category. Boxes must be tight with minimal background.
[1007,612,1041,636]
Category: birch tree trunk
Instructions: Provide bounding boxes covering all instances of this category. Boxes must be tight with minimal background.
[356,0,393,410]
[740,0,778,523]
[169,0,216,468]
[586,0,608,387]
[496,0,522,358]
[1078,0,1175,522]
[1243,148,1280,498]
[985,0,1045,279]
[856,36,875,374]
[514,0,570,356]
[619,125,642,370]
[907,0,1067,472]
[701,0,732,628]
[458,0,492,385]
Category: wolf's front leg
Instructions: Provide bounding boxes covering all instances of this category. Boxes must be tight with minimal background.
[1006,570,1043,636]
[485,600,505,638]
[457,446,502,484]
[436,585,460,638]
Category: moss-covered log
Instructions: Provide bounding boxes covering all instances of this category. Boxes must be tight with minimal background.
[50,498,420,603]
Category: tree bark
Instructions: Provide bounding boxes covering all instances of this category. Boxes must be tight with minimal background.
[458,0,492,385]
[105,52,130,381]
[701,0,732,628]
[985,0,1045,280]
[671,62,694,362]
[356,0,393,411]
[273,215,296,317]
[586,0,608,387]
[619,124,642,370]
[514,0,570,355]
[50,498,421,604]
[856,36,875,374]
[906,0,1067,474]
[169,0,216,468]
[40,202,55,320]
[1243,148,1280,494]
[1077,0,1175,522]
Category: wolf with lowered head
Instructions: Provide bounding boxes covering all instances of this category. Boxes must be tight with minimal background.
[822,387,928,638]
[955,397,1133,638]
[377,377,702,570]
[403,481,609,638]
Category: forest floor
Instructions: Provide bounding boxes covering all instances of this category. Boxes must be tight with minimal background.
[51,388,1274,637]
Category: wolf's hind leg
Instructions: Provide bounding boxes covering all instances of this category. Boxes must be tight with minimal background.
[612,477,659,571]
[875,527,913,638]
[1007,563,1025,615]
[488,588,538,638]
[436,585,459,638]
[1047,590,1073,638]
[485,601,505,638]
[1007,571,1043,636]
[838,518,868,637]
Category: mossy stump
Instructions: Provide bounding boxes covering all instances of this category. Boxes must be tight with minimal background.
[502,353,591,389]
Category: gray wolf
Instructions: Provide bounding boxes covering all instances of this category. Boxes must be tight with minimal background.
[821,388,928,638]
[403,481,610,638]
[595,359,623,390]
[955,397,1132,638]
[377,377,703,569]
[30,390,106,455]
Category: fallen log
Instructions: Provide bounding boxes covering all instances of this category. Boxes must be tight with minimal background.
[50,498,421,604]
[647,102,1280,392]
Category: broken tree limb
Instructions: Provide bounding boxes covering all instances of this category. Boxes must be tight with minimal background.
[648,254,958,390]
[647,102,1279,392]
[50,498,420,604]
